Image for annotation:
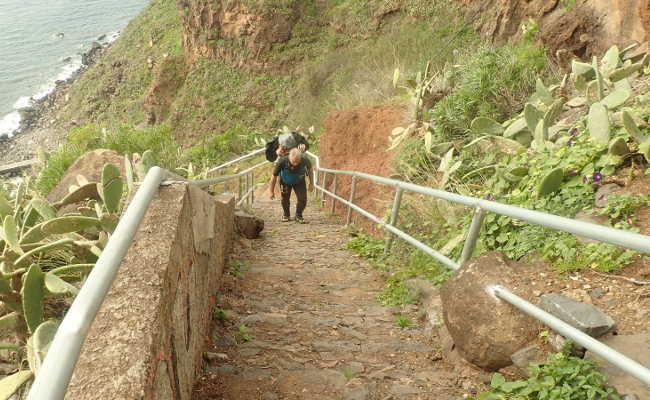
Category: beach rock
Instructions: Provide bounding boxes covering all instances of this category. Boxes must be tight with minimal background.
[97,34,106,41]
[440,252,541,371]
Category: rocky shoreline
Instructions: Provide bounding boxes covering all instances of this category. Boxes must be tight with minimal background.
[0,37,111,166]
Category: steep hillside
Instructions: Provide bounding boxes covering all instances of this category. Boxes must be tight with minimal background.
[43,0,650,153]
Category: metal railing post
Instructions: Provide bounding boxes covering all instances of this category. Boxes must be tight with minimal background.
[384,188,404,254]
[238,175,243,202]
[330,174,338,214]
[346,175,357,226]
[251,171,255,206]
[321,172,329,206]
[459,206,486,265]
[312,170,318,197]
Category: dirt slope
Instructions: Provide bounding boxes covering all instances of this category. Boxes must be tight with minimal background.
[319,105,407,234]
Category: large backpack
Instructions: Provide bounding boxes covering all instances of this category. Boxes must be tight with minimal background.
[265,136,280,162]
[264,132,310,162]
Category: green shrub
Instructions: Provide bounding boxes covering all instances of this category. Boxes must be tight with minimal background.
[430,42,547,142]
[36,124,178,195]
[471,352,621,400]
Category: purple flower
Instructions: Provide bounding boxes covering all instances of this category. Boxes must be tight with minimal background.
[570,128,580,136]
[598,194,606,201]
[569,169,578,175]
[567,138,575,147]
[593,172,603,182]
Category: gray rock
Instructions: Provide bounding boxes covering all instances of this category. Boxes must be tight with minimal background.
[540,293,615,337]
[344,386,369,400]
[206,364,236,375]
[391,384,421,395]
[347,361,365,374]
[585,334,650,399]
[241,312,287,325]
[621,395,640,400]
[511,344,545,371]
[594,184,621,208]
[313,341,360,353]
[589,287,606,300]
[203,352,228,361]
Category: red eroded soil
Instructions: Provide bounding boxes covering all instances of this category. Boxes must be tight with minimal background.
[319,105,408,235]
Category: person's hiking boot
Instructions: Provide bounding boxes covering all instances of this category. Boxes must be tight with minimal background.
[295,216,307,224]
[281,215,291,222]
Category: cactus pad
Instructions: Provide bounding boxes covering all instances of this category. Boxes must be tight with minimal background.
[587,102,610,144]
[22,264,44,334]
[538,168,564,196]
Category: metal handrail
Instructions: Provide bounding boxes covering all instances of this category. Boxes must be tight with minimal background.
[303,150,650,388]
[206,148,265,174]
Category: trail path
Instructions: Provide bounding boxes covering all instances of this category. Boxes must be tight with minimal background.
[193,197,472,399]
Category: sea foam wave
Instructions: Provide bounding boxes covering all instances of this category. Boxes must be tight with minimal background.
[0,31,119,138]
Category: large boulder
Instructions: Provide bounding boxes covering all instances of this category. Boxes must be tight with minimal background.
[440,251,541,371]
[46,149,126,204]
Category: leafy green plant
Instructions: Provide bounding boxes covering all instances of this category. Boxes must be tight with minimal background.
[340,365,355,380]
[235,325,253,343]
[346,233,384,260]
[395,314,413,329]
[470,352,621,400]
[213,308,229,323]
[228,260,249,279]
[596,193,650,228]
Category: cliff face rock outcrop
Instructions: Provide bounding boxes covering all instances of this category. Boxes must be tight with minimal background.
[178,0,297,71]
[461,0,650,62]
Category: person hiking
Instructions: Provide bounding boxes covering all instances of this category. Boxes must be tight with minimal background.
[269,148,314,223]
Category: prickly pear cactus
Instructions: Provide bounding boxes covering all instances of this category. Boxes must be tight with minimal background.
[22,265,45,334]
[608,137,630,156]
[587,102,610,144]
[470,117,504,136]
[524,103,543,133]
[622,111,650,162]
[41,216,102,235]
[100,163,123,214]
[538,168,564,196]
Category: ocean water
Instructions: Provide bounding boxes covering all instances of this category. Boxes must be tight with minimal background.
[0,0,150,138]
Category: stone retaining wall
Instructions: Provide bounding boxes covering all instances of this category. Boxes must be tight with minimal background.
[66,184,235,399]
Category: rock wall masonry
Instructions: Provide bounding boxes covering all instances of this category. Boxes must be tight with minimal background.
[66,184,235,400]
